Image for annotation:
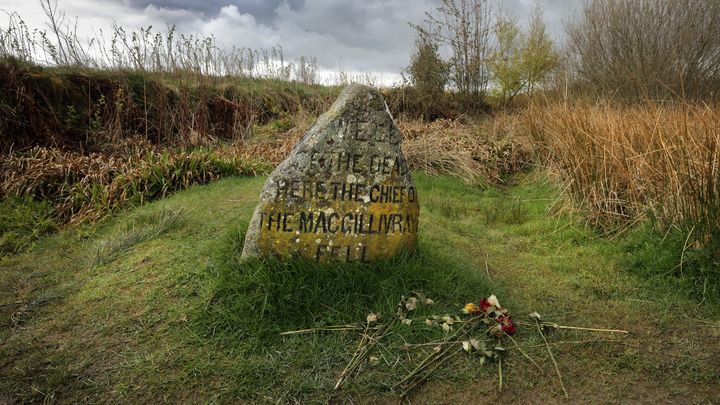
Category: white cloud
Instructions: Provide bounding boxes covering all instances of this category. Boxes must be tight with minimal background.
[199,5,278,48]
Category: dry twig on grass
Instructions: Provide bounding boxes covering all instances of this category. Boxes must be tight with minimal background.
[534,316,569,399]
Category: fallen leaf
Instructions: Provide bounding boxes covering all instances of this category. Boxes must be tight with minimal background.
[442,315,455,325]
[469,338,483,351]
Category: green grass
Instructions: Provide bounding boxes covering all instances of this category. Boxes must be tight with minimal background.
[622,221,720,305]
[0,197,57,256]
[1,173,719,403]
[91,207,184,266]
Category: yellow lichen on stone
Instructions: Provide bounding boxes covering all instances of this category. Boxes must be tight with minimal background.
[253,176,419,263]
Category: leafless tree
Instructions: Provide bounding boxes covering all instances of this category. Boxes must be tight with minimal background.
[566,0,720,101]
[414,0,493,109]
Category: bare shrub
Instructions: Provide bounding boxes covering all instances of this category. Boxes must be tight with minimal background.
[414,0,494,110]
[567,0,720,101]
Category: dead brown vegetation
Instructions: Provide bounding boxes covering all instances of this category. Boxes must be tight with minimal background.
[0,146,267,224]
[400,116,532,186]
[528,102,720,243]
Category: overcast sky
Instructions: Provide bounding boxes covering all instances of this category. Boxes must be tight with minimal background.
[0,0,582,84]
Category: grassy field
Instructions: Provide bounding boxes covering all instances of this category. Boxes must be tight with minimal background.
[2,172,718,403]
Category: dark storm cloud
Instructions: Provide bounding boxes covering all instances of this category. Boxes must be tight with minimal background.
[122,0,304,24]
[273,0,437,69]
[180,0,438,75]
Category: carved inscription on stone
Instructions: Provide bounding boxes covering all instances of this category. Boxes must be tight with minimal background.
[241,84,419,263]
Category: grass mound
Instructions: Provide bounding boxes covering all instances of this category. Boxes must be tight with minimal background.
[0,57,338,152]
[194,222,499,400]
[204,246,495,343]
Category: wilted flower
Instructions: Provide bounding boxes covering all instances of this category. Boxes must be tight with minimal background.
[463,303,479,314]
[489,324,503,338]
[469,338,483,351]
[466,294,519,337]
[479,298,492,312]
[441,315,455,325]
[497,315,516,335]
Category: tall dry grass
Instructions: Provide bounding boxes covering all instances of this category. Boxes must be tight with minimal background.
[0,4,339,156]
[529,102,720,245]
[400,116,533,186]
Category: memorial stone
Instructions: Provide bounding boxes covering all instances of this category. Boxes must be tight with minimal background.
[241,84,419,263]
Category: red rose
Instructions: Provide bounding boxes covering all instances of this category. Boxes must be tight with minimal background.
[479,298,492,311]
[500,317,516,335]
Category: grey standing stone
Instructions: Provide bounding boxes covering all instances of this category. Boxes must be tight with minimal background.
[241,84,419,263]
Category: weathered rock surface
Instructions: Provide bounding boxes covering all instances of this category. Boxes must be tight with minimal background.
[241,84,419,263]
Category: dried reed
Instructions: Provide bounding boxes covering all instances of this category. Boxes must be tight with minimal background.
[400,117,533,187]
[529,101,720,246]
